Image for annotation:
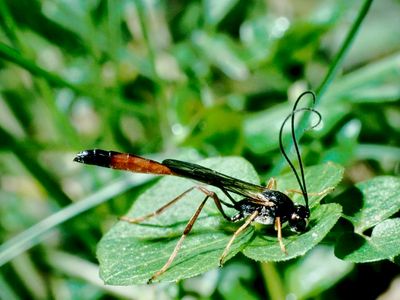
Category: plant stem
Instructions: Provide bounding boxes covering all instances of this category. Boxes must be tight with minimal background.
[261,262,286,300]
[315,0,374,99]
[270,0,374,176]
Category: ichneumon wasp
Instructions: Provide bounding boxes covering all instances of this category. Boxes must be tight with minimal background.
[74,91,330,283]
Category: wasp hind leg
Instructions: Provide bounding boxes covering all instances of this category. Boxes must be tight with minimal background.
[146,194,211,283]
[119,186,197,223]
[118,186,237,283]
[119,186,234,224]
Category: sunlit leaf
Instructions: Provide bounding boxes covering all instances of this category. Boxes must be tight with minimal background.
[335,218,400,262]
[341,176,400,233]
[243,204,342,262]
[334,176,400,262]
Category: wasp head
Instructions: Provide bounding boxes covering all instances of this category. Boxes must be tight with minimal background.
[288,204,310,233]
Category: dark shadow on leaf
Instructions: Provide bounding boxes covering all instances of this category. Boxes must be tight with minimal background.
[123,216,243,241]
[324,217,354,244]
[252,226,286,244]
[330,186,363,217]
[256,226,277,238]
[129,230,214,242]
[334,232,367,259]
[362,227,373,237]
[122,214,223,229]
[394,255,400,266]
[307,218,318,229]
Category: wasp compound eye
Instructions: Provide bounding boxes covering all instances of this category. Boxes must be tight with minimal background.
[289,204,310,233]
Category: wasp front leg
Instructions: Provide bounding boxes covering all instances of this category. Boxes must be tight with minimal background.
[219,210,259,267]
[274,216,287,254]
[266,177,277,190]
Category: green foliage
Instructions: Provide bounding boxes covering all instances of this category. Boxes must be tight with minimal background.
[98,159,343,284]
[341,177,400,233]
[98,157,258,284]
[243,204,342,262]
[335,176,400,262]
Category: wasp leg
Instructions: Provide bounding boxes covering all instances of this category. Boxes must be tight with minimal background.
[219,210,259,267]
[197,186,233,221]
[266,177,277,190]
[119,186,233,223]
[119,186,237,283]
[275,217,287,254]
[147,194,211,283]
[119,186,197,223]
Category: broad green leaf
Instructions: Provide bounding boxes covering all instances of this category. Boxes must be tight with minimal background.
[97,157,259,284]
[244,100,350,155]
[324,54,400,102]
[98,222,254,285]
[355,144,400,163]
[276,162,344,208]
[242,204,342,262]
[334,176,400,263]
[97,158,344,284]
[341,176,400,233]
[335,218,400,263]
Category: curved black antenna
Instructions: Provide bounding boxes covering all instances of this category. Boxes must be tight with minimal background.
[290,91,317,207]
[279,91,321,209]
[279,107,321,206]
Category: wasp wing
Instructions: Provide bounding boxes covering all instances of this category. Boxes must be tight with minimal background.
[162,159,266,198]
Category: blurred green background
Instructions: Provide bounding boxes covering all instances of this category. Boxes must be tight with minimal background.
[0,0,399,299]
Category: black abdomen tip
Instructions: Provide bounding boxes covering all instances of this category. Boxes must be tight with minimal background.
[73,149,113,168]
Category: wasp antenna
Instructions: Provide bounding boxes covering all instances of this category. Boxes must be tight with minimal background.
[279,91,321,209]
[290,91,316,208]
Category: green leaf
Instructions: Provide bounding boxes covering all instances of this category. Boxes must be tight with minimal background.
[98,223,254,285]
[276,162,344,208]
[323,54,400,103]
[97,158,344,284]
[242,204,342,262]
[335,218,400,263]
[341,176,400,233]
[97,157,259,284]
[334,176,400,263]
